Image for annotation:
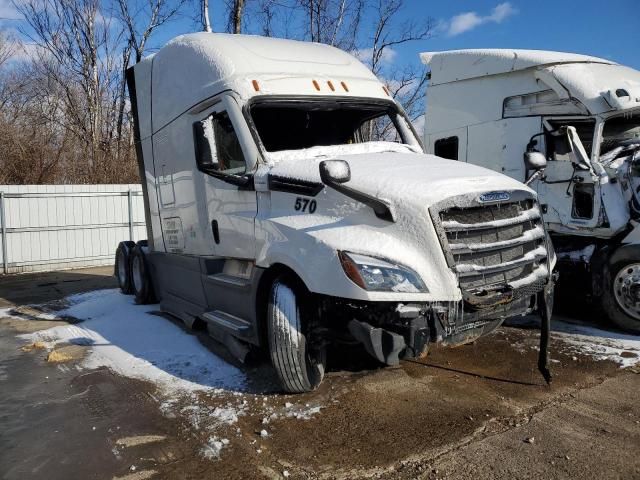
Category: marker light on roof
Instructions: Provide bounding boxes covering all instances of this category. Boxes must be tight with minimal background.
[312,80,321,91]
[327,80,335,91]
[252,80,260,91]
[341,81,349,92]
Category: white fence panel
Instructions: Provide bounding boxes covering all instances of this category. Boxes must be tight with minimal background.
[0,184,146,274]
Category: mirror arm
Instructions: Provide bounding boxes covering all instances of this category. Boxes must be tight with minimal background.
[525,168,545,186]
[322,179,395,222]
[200,166,253,188]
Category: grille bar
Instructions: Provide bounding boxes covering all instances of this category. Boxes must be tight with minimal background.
[441,207,541,232]
[432,194,549,295]
[449,225,545,254]
[455,245,547,277]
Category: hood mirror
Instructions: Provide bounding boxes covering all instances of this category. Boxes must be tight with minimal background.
[523,135,547,186]
[319,159,351,184]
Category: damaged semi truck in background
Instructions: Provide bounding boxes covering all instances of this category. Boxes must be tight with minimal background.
[115,34,556,393]
[422,49,640,334]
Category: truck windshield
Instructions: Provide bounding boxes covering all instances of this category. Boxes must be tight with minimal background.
[249,99,414,152]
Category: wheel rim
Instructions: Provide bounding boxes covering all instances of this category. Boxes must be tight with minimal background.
[117,250,127,285]
[613,263,640,322]
[132,255,144,293]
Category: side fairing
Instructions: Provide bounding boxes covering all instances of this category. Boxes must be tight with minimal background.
[127,62,164,252]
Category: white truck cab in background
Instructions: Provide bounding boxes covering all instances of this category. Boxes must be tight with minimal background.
[116,34,556,393]
[422,49,640,333]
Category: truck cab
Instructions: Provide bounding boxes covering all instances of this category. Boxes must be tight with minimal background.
[118,35,556,393]
[423,49,640,333]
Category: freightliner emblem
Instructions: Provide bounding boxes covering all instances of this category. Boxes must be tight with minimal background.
[478,191,511,203]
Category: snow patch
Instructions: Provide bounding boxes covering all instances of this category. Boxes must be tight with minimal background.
[551,321,640,368]
[510,316,640,368]
[15,289,247,393]
[201,436,229,460]
[266,141,421,169]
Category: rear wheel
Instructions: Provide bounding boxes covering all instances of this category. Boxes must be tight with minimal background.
[130,244,157,305]
[115,241,136,294]
[267,276,325,393]
[603,259,640,333]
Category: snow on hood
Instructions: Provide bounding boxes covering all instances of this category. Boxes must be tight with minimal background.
[268,143,532,207]
[265,141,422,164]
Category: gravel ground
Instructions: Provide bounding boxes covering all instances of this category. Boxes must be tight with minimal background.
[0,267,638,480]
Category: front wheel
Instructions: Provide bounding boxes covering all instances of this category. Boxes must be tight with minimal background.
[602,259,640,333]
[267,276,326,393]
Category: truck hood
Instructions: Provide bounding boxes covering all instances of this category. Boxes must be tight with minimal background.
[268,147,533,208]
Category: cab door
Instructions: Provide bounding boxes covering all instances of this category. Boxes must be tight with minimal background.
[192,96,258,259]
[534,118,601,230]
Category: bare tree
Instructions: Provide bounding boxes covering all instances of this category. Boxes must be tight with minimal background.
[296,0,363,50]
[362,0,433,123]
[115,0,188,155]
[118,0,188,63]
[0,30,16,68]
[229,0,246,33]
[203,0,212,31]
[17,0,118,179]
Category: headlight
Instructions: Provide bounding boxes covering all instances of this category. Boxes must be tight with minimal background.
[338,251,428,293]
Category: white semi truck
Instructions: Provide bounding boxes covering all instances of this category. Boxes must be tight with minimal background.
[116,34,556,393]
[422,49,640,334]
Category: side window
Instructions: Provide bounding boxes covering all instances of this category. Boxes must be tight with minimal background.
[355,114,403,143]
[545,120,595,161]
[193,111,246,175]
[434,136,458,160]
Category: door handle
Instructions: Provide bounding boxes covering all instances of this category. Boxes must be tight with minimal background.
[211,220,220,244]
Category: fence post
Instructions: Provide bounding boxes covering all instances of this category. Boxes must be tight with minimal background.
[127,189,134,242]
[0,192,7,274]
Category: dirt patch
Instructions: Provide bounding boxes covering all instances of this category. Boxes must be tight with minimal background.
[1,268,638,480]
[46,344,87,363]
[115,435,167,448]
[20,341,47,352]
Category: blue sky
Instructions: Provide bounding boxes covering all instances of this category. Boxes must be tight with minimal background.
[402,0,640,69]
[150,0,640,70]
[1,0,638,70]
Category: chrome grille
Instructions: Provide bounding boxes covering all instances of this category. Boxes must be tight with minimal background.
[432,195,549,293]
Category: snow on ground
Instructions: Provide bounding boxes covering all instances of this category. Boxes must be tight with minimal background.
[0,288,327,460]
[7,289,247,394]
[550,318,640,368]
[509,316,640,368]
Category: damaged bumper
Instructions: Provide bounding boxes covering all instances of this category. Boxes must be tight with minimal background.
[343,272,556,385]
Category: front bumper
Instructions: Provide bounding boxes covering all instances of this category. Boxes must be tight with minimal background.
[340,283,542,366]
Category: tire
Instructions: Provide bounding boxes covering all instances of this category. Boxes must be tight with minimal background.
[267,276,326,393]
[602,258,640,334]
[130,244,157,305]
[115,241,136,294]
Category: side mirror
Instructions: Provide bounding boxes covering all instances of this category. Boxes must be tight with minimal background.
[319,159,351,184]
[193,119,219,171]
[524,150,547,171]
[523,138,547,171]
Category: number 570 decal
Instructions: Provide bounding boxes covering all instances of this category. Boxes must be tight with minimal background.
[294,197,317,213]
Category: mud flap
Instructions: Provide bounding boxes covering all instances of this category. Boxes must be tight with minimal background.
[348,320,406,366]
[537,277,556,384]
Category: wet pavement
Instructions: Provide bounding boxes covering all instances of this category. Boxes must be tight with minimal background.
[0,267,638,480]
